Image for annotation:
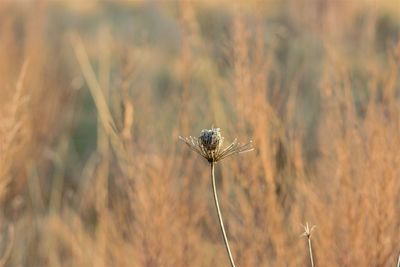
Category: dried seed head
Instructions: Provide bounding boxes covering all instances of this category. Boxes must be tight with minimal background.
[301,222,316,239]
[179,127,253,163]
[199,128,222,151]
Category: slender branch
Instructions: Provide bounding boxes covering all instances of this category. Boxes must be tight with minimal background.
[211,162,236,267]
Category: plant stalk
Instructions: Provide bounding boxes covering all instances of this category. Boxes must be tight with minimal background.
[307,237,315,267]
[210,161,236,267]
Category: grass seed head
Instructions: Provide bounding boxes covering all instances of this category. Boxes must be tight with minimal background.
[301,222,316,239]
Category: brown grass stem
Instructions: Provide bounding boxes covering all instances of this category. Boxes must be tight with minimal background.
[211,161,236,267]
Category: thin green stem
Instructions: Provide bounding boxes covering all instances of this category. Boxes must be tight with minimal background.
[211,162,236,267]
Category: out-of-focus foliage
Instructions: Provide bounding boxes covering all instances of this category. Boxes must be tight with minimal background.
[0,1,399,266]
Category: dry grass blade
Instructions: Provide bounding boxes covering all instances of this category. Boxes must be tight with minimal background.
[71,35,117,140]
[0,225,14,267]
[71,34,129,163]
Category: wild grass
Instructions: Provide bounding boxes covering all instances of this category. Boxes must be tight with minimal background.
[301,223,316,267]
[0,1,399,266]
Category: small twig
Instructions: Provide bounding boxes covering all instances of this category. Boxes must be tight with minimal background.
[301,222,316,267]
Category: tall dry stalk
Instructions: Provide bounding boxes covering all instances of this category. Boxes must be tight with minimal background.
[180,128,253,267]
[302,223,316,267]
[211,161,235,267]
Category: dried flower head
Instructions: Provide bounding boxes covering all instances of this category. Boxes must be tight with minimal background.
[199,128,223,151]
[301,222,316,239]
[179,127,254,163]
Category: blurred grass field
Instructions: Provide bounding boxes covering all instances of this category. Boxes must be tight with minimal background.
[0,1,399,266]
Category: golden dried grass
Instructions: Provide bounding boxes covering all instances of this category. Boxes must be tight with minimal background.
[0,1,398,266]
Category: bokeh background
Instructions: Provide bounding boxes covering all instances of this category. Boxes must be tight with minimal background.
[0,1,399,266]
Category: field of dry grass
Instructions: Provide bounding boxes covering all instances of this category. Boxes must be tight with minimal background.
[0,1,399,266]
